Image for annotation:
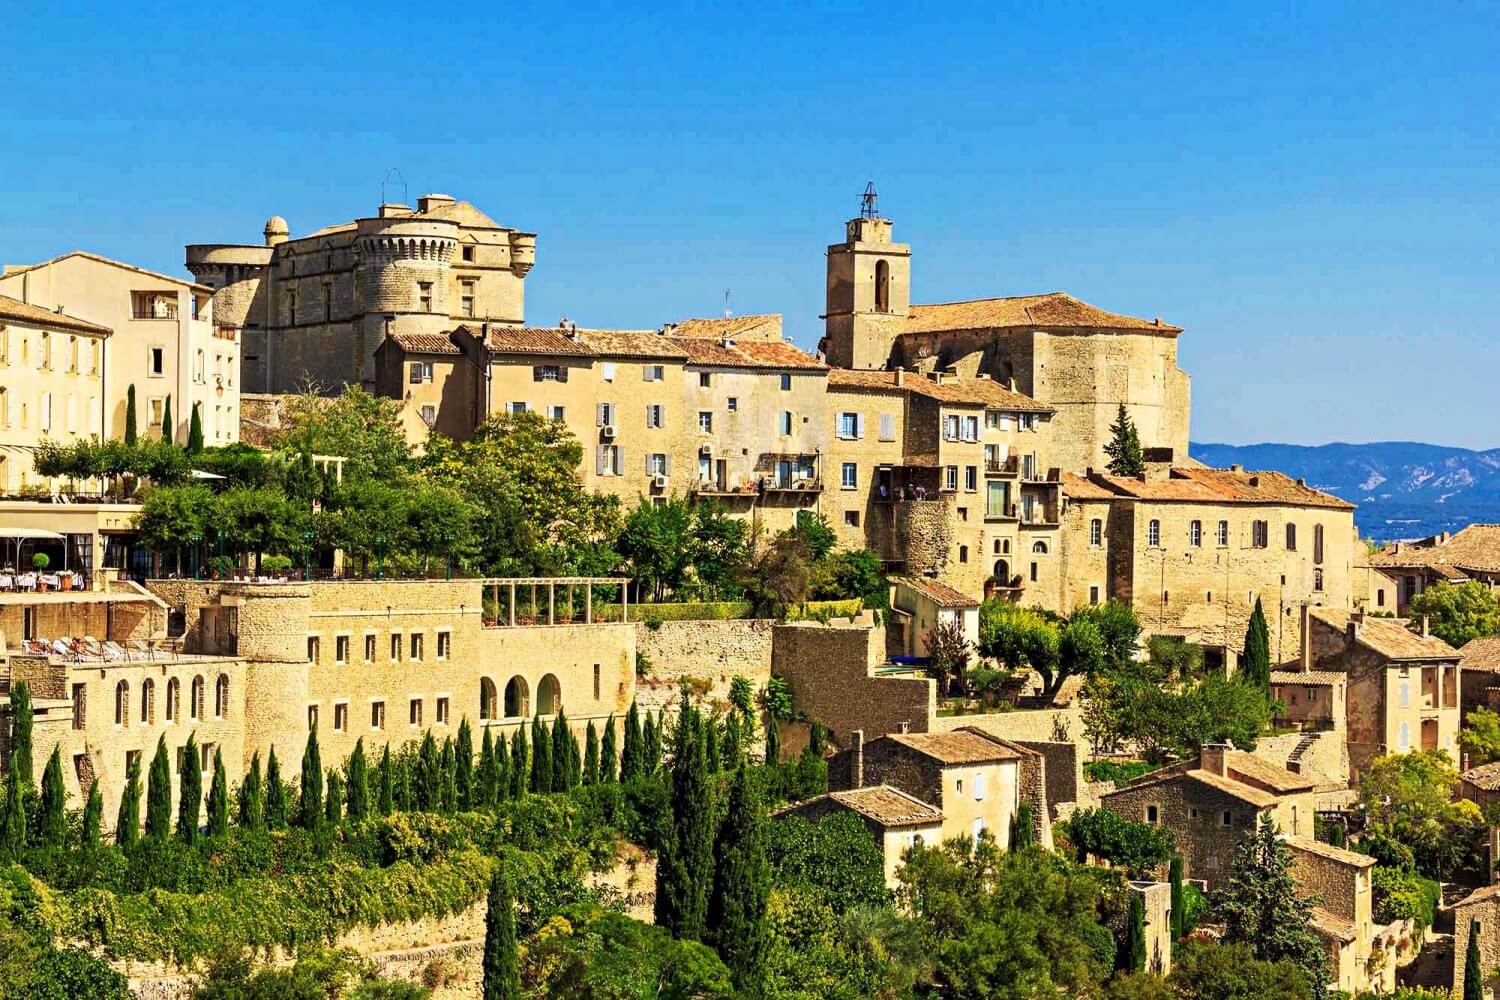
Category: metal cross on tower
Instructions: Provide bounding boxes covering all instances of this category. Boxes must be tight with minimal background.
[860,181,880,219]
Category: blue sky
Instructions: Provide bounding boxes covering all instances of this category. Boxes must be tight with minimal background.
[3,2,1497,447]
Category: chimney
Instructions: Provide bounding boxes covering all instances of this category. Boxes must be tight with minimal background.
[850,730,865,789]
[894,368,904,387]
[1248,475,1261,488]
[1422,615,1431,638]
[1230,464,1243,473]
[1200,743,1230,777]
[1008,377,1018,392]
[1300,603,1312,671]
[1296,477,1306,487]
[898,721,910,734]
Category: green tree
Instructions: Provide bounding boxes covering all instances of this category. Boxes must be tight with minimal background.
[8,680,33,790]
[346,738,369,821]
[656,702,715,940]
[584,721,600,785]
[621,701,642,781]
[145,736,172,840]
[743,532,812,619]
[77,779,102,850]
[415,731,439,811]
[116,752,141,847]
[494,729,510,802]
[809,547,889,608]
[125,384,138,447]
[792,511,838,561]
[1121,891,1147,972]
[325,767,343,824]
[1213,815,1328,992]
[275,384,412,484]
[187,402,204,453]
[1169,855,1186,942]
[691,500,751,599]
[161,396,173,445]
[1465,919,1484,1000]
[455,718,474,810]
[1055,616,1107,700]
[1241,598,1271,692]
[1104,403,1144,477]
[1460,707,1500,767]
[1059,807,1176,877]
[924,618,971,697]
[376,744,394,815]
[551,710,577,792]
[643,710,662,772]
[1011,801,1034,850]
[708,766,771,996]
[265,746,287,829]
[509,728,528,799]
[618,495,697,601]
[530,714,551,794]
[206,747,229,837]
[476,727,497,806]
[438,737,457,813]
[237,751,264,830]
[39,746,67,848]
[1410,580,1500,648]
[481,866,523,1000]
[1167,940,1310,1000]
[0,768,24,861]
[177,732,202,843]
[298,725,323,830]
[600,713,618,783]
[1069,600,1142,669]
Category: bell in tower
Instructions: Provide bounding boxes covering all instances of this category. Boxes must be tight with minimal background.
[822,182,911,370]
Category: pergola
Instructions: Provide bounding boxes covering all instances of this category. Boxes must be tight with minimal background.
[477,577,630,626]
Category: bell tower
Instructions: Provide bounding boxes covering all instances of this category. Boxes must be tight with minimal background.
[822,182,911,369]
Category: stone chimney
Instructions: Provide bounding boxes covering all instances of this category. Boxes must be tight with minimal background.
[894,368,904,387]
[1230,464,1243,473]
[898,721,910,734]
[850,730,865,790]
[1421,615,1431,638]
[1200,743,1230,777]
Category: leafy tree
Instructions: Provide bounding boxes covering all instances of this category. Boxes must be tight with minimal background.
[80,779,102,850]
[1359,749,1485,878]
[979,601,1061,691]
[1409,580,1500,648]
[1104,403,1144,477]
[275,384,412,484]
[455,719,474,810]
[1464,919,1483,1000]
[1167,940,1310,1000]
[116,752,141,847]
[237,751,264,830]
[346,738,369,821]
[743,533,812,619]
[765,811,889,914]
[1148,635,1204,680]
[792,511,838,562]
[924,618,971,696]
[146,736,172,840]
[1106,971,1174,1000]
[178,733,202,843]
[1241,598,1271,692]
[161,396,173,445]
[187,402,204,453]
[1056,617,1107,699]
[600,713,618,783]
[527,904,733,999]
[708,766,771,996]
[809,548,889,608]
[298,725,323,830]
[1460,707,1500,767]
[691,500,751,599]
[1213,815,1328,993]
[1085,672,1276,764]
[1059,807,1176,877]
[8,681,33,790]
[619,495,697,601]
[39,746,67,848]
[265,746,287,829]
[657,702,715,940]
[482,866,522,1000]
[0,768,24,861]
[125,383,138,446]
[584,721,600,785]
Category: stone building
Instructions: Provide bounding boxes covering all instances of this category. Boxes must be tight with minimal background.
[1301,606,1460,775]
[1459,760,1500,812]
[1368,524,1500,615]
[1285,835,1385,994]
[889,576,980,660]
[773,784,943,888]
[0,294,111,491]
[1452,885,1500,999]
[187,195,535,393]
[0,252,237,448]
[1100,744,1316,890]
[1459,636,1500,722]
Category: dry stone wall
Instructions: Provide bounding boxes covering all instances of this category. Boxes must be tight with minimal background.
[632,619,774,715]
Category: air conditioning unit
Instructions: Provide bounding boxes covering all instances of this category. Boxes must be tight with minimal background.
[653,474,669,489]
[601,424,617,439]
[700,442,713,455]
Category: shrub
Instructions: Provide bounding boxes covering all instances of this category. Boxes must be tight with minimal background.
[1082,760,1161,787]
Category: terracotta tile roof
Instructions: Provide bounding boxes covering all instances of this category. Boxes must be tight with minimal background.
[468,325,599,358]
[1285,834,1376,869]
[1064,468,1352,510]
[665,314,782,341]
[1222,751,1316,795]
[1308,907,1358,943]
[1369,525,1500,575]
[1,250,212,293]
[0,294,111,336]
[902,292,1181,335]
[1269,670,1348,687]
[1310,607,1458,661]
[891,575,980,609]
[1456,883,1500,908]
[387,332,461,355]
[1061,472,1121,501]
[1461,636,1500,673]
[827,786,945,827]
[1171,467,1356,510]
[825,369,1051,411]
[730,340,826,370]
[886,729,1020,765]
[1105,750,1310,809]
[1462,760,1500,792]
[583,329,687,360]
[1181,769,1280,808]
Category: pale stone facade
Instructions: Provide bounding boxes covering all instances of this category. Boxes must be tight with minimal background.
[0,252,237,448]
[1286,836,1388,995]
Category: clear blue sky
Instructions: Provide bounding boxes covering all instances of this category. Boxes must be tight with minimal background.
[4,2,1497,447]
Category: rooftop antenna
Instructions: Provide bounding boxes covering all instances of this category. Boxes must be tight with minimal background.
[860,180,880,220]
[380,167,408,206]
[724,288,732,319]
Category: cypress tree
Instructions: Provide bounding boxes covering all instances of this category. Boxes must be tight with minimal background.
[161,396,173,445]
[265,746,287,829]
[125,384,138,446]
[1122,891,1147,972]
[39,746,67,848]
[510,727,528,799]
[207,747,229,837]
[709,766,771,995]
[494,729,510,803]
[187,402,204,454]
[1169,856,1186,943]
[416,731,439,811]
[704,716,721,775]
[621,701,641,781]
[551,711,571,792]
[0,768,23,862]
[1011,801,1033,850]
[81,779,102,850]
[145,736,172,840]
[8,681,33,791]
[439,737,457,814]
[655,702,714,940]
[395,754,413,811]
[346,738,369,822]
[721,711,742,770]
[1242,597,1271,692]
[530,715,551,794]
[238,752,264,830]
[643,711,661,773]
[481,865,522,1000]
[116,751,141,847]
[177,733,202,843]
[764,709,781,765]
[583,722,600,785]
[600,713,618,783]
[478,728,497,806]
[456,719,474,810]
[1466,920,1484,1000]
[298,725,323,830]
[1104,403,1144,477]
[325,768,343,824]
[377,744,394,816]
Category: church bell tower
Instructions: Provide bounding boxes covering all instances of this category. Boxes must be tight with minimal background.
[822,182,911,369]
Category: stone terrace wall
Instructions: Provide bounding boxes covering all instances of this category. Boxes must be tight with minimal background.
[633,619,774,715]
[1253,729,1349,790]
[772,621,934,747]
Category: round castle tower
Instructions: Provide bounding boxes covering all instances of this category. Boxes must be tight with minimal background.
[354,206,459,317]
[183,216,281,328]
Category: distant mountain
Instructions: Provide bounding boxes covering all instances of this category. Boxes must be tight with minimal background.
[1189,441,1500,542]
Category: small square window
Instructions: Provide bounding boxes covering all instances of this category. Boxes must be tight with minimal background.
[699,372,711,388]
[462,244,475,262]
[727,397,738,412]
[844,510,860,527]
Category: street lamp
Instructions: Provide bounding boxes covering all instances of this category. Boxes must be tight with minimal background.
[374,533,385,581]
[191,531,203,581]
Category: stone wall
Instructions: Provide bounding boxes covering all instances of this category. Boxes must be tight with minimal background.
[931,704,1082,744]
[893,499,953,578]
[632,619,774,716]
[772,621,934,747]
[1253,729,1349,790]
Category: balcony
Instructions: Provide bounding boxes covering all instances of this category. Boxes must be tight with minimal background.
[985,456,1019,477]
[763,477,823,494]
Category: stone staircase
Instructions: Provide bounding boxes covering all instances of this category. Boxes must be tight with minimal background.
[1285,731,1323,773]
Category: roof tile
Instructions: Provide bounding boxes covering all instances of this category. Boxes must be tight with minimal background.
[902,292,1181,335]
[1310,607,1458,661]
[0,294,111,336]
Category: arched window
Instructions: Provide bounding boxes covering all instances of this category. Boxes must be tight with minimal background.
[874,259,890,313]
[141,678,155,725]
[190,676,205,721]
[503,676,529,719]
[1032,540,1048,554]
[480,677,499,720]
[1147,520,1161,547]
[166,678,180,722]
[115,680,129,727]
[993,559,1009,583]
[538,674,562,716]
[215,674,230,719]
[1089,519,1102,546]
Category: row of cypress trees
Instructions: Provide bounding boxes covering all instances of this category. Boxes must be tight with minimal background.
[123,384,205,452]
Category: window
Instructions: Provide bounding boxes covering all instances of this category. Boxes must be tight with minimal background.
[779,411,792,435]
[1190,520,1202,547]
[945,466,958,491]
[596,444,622,475]
[418,282,433,312]
[973,772,986,800]
[1314,524,1325,565]
[1286,523,1297,551]
[215,675,229,719]
[965,466,977,492]
[549,403,567,421]
[1145,804,1159,825]
[1090,518,1103,546]
[1089,585,1100,604]
[322,283,332,322]
[410,633,423,661]
[1147,519,1161,547]
[72,683,85,730]
[533,364,562,381]
[115,680,129,727]
[149,347,165,375]
[462,244,475,262]
[643,364,664,382]
[1220,810,1234,828]
[191,677,205,720]
[1400,682,1409,708]
[287,286,298,321]
[460,280,475,318]
[364,634,376,661]
[601,362,616,382]
[698,411,712,433]
[844,510,860,527]
[333,702,348,732]
[420,404,437,426]
[1032,540,1048,554]
[68,336,78,372]
[1251,520,1269,548]
[1030,561,1039,583]
[874,258,891,312]
[507,401,528,414]
[408,361,434,384]
[879,413,895,441]
[841,462,858,489]
[307,704,319,730]
[698,372,711,388]
[944,414,959,440]
[40,392,52,431]
[780,374,791,391]
[959,544,969,563]
[307,636,320,662]
[371,701,386,730]
[390,633,402,661]
[646,404,664,428]
[962,415,979,441]
[647,452,669,476]
[410,699,423,727]
[1217,520,1230,546]
[1377,589,1386,608]
[437,631,451,660]
[166,678,179,722]
[727,397,738,412]
[436,697,450,724]
[1314,568,1324,591]
[837,411,860,439]
[335,635,349,664]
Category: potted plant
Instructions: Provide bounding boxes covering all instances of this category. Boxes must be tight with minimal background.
[58,569,74,591]
[32,552,50,591]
